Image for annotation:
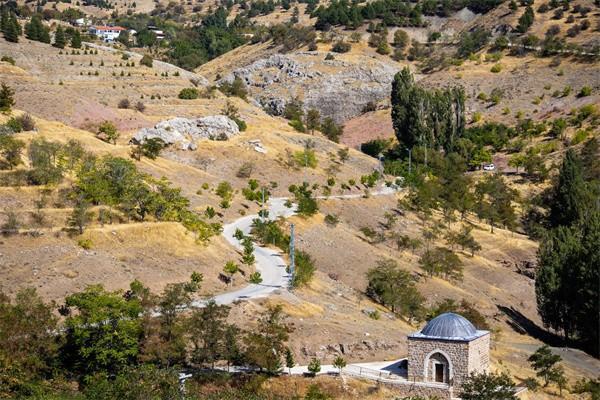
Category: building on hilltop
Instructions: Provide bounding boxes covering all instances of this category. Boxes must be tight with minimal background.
[407,312,490,390]
[89,25,126,42]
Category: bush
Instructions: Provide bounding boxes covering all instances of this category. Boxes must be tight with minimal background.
[118,98,130,109]
[288,119,305,132]
[490,64,502,73]
[578,86,592,97]
[140,54,153,67]
[178,88,199,100]
[236,162,254,178]
[218,77,248,100]
[360,139,390,158]
[135,102,145,112]
[78,238,93,249]
[1,56,15,65]
[331,41,351,53]
[324,214,339,227]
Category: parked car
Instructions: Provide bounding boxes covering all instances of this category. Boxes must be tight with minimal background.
[483,163,496,171]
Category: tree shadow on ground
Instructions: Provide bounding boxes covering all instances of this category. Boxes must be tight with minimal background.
[496,304,563,346]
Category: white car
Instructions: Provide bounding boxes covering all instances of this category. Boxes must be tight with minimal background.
[483,163,496,171]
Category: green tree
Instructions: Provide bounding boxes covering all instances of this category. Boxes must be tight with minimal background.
[517,6,535,33]
[474,174,518,233]
[0,288,59,393]
[244,304,291,374]
[305,109,321,134]
[3,13,19,43]
[366,258,424,321]
[307,358,321,376]
[292,250,316,288]
[82,365,180,400]
[98,121,119,145]
[0,134,25,169]
[535,211,599,353]
[460,372,517,400]
[549,149,591,228]
[63,285,143,375]
[188,300,231,368]
[391,67,465,152]
[285,347,295,375]
[53,25,65,48]
[528,345,561,386]
[223,261,239,285]
[0,82,15,112]
[320,117,342,143]
[71,29,81,48]
[67,199,93,234]
[249,271,263,284]
[333,355,346,375]
[419,247,463,281]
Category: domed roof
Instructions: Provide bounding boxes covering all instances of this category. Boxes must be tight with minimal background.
[419,313,478,339]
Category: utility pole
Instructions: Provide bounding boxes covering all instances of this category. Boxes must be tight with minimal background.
[261,187,266,222]
[289,223,295,289]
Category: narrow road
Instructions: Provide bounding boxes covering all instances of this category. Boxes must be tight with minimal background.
[191,185,398,307]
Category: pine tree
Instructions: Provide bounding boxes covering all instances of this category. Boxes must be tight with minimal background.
[4,14,19,43]
[71,29,82,48]
[0,9,8,34]
[549,149,591,228]
[25,15,41,41]
[0,82,15,112]
[53,25,65,48]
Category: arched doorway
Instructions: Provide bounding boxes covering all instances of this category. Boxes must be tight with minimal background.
[424,351,452,384]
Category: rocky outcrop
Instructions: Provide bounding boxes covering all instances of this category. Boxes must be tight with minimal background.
[132,115,240,150]
[219,52,400,123]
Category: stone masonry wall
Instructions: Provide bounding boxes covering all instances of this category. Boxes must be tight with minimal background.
[468,334,490,375]
[408,337,470,388]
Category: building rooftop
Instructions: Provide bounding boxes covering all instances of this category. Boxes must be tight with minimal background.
[409,312,489,341]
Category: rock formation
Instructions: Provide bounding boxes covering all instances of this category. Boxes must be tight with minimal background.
[219,52,400,123]
[133,115,240,150]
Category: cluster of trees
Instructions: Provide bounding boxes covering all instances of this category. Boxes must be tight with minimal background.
[168,7,246,70]
[283,98,343,142]
[0,278,307,398]
[391,67,465,153]
[312,0,502,31]
[366,258,488,325]
[0,8,21,43]
[535,146,599,356]
[250,218,316,288]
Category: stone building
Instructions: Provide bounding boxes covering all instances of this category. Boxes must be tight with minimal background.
[407,312,490,390]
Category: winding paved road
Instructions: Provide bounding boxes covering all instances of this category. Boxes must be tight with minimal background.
[191,186,398,307]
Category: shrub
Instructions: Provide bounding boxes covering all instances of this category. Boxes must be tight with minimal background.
[324,53,335,60]
[324,214,339,227]
[78,238,93,249]
[118,98,130,109]
[472,112,482,123]
[571,129,589,145]
[236,161,254,178]
[135,101,145,112]
[490,64,502,73]
[218,77,248,100]
[360,139,390,158]
[140,54,152,67]
[178,88,199,100]
[288,118,305,132]
[5,117,22,133]
[578,86,592,97]
[331,41,351,53]
[1,56,15,65]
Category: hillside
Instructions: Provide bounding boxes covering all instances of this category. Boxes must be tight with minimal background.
[0,0,599,399]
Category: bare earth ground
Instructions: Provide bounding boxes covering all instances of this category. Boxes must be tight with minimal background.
[1,15,599,397]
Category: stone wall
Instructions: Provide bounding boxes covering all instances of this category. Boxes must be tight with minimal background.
[467,334,490,375]
[385,382,453,400]
[408,337,470,388]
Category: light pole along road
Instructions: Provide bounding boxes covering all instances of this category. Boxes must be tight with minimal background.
[190,185,398,307]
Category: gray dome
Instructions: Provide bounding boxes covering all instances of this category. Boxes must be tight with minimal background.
[420,313,477,338]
